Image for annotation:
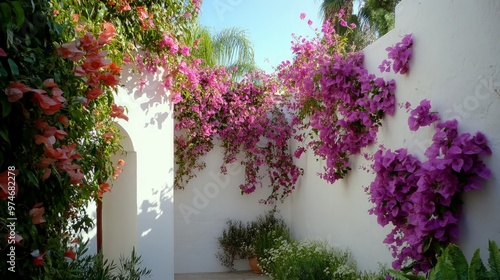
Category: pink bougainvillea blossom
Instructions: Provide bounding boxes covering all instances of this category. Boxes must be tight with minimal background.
[380,34,413,74]
[279,17,396,184]
[408,99,440,131]
[369,107,491,272]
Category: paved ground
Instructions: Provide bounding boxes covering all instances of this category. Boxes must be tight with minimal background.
[175,271,270,280]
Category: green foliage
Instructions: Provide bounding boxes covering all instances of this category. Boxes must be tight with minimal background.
[114,247,152,280]
[211,27,257,77]
[260,239,358,280]
[253,223,290,261]
[184,25,257,79]
[389,241,500,280]
[215,219,251,270]
[63,241,151,280]
[468,249,489,280]
[216,210,290,270]
[359,0,400,36]
[489,240,500,280]
[0,0,197,278]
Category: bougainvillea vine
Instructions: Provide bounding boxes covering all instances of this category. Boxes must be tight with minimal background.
[279,12,397,184]
[368,100,491,272]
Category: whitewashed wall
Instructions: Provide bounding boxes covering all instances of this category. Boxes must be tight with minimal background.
[173,143,292,273]
[83,67,176,280]
[174,0,500,274]
[292,0,500,271]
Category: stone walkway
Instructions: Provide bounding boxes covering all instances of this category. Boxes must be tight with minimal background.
[175,271,270,280]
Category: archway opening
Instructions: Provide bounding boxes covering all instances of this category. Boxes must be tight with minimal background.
[101,124,138,264]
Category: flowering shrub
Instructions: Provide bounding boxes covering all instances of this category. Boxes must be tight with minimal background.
[379,34,413,74]
[407,99,440,131]
[279,13,397,184]
[0,0,198,277]
[368,100,491,272]
[174,67,302,203]
[259,239,388,280]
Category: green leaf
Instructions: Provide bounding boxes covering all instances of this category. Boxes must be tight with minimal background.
[0,126,9,144]
[469,249,489,280]
[0,62,7,77]
[0,3,11,31]
[0,96,11,118]
[489,240,500,280]
[7,58,19,76]
[26,170,39,187]
[446,244,469,280]
[429,247,459,280]
[388,269,426,280]
[10,1,24,29]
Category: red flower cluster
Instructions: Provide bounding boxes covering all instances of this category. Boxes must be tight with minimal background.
[4,79,66,116]
[0,170,18,199]
[136,6,154,30]
[57,22,121,103]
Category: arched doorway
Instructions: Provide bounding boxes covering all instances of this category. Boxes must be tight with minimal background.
[101,124,138,264]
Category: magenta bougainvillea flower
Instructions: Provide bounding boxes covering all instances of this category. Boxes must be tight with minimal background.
[380,34,413,74]
[279,16,396,184]
[408,99,440,131]
[369,103,491,272]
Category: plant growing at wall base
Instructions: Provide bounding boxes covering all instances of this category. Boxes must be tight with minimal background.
[260,239,359,280]
[389,240,500,280]
[215,210,290,270]
[216,219,253,270]
[115,247,152,280]
[0,0,199,277]
[66,241,152,279]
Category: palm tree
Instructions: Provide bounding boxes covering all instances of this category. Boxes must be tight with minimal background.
[185,25,258,78]
[320,0,370,50]
[320,0,354,23]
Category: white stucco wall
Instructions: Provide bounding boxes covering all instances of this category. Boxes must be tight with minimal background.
[173,0,500,274]
[114,68,175,279]
[291,0,500,271]
[78,67,175,280]
[173,143,292,273]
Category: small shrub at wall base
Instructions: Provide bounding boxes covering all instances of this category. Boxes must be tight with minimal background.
[216,210,289,271]
[389,240,500,280]
[64,241,152,280]
[259,239,389,280]
[216,219,252,270]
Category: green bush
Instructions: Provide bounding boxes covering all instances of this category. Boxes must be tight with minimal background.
[259,240,356,280]
[65,241,152,280]
[252,224,291,260]
[389,240,500,280]
[216,210,290,270]
[260,239,388,280]
[215,219,252,270]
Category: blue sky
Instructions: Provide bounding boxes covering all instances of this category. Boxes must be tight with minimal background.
[198,0,323,73]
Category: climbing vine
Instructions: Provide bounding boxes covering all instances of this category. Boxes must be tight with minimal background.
[0,0,199,277]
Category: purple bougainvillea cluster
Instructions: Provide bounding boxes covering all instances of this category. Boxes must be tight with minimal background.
[279,15,396,184]
[369,100,492,272]
[379,34,413,74]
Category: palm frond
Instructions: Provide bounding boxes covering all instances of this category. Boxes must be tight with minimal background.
[185,24,216,67]
[212,27,255,70]
[320,0,353,22]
